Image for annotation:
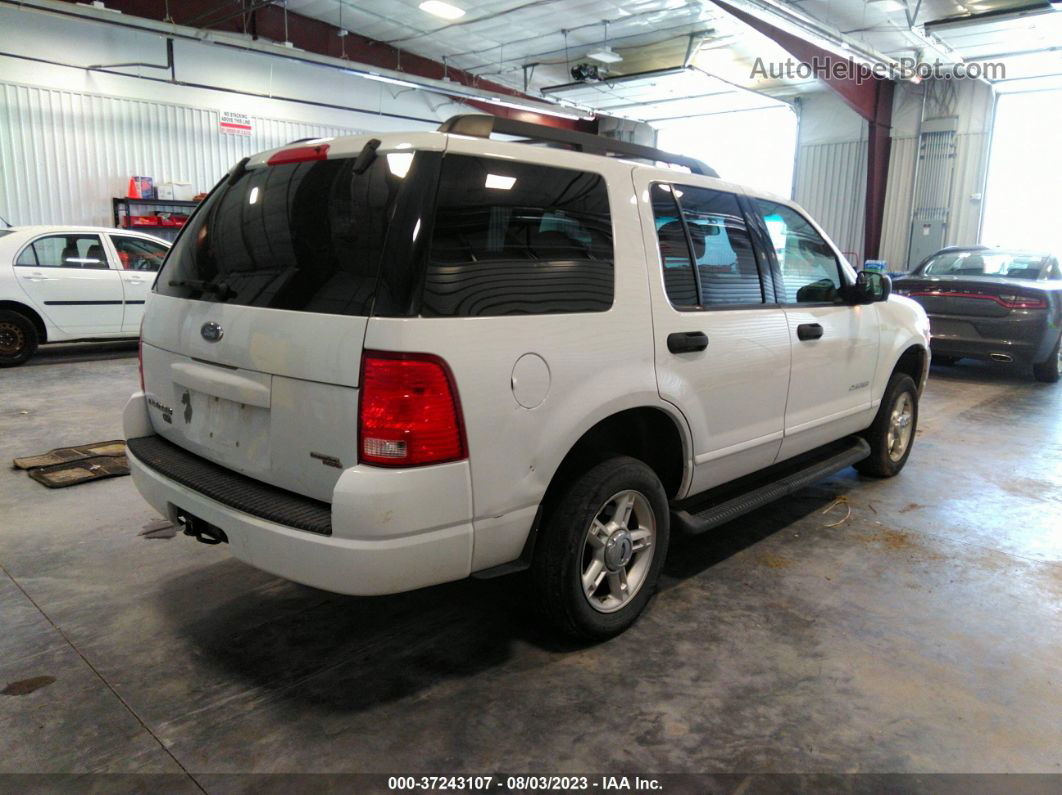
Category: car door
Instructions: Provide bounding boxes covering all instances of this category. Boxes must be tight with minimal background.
[636,173,791,495]
[14,233,124,334]
[106,233,168,333]
[750,199,879,460]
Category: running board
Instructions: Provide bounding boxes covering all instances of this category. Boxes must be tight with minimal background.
[671,437,870,536]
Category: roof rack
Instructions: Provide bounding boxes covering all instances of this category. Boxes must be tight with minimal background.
[437,114,719,178]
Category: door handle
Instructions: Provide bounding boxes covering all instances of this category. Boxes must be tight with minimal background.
[667,331,709,353]
[797,323,824,341]
[24,272,58,282]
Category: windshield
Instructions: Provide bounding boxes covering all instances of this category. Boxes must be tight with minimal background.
[156,152,418,316]
[922,250,1045,280]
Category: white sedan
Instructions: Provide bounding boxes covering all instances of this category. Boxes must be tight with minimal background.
[0,226,170,366]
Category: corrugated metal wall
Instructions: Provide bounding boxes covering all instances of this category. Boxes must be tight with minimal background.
[876,131,988,270]
[948,132,989,248]
[879,136,917,270]
[0,81,362,227]
[792,139,867,263]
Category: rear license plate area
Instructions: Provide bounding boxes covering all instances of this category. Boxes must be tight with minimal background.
[176,388,270,463]
[930,319,980,339]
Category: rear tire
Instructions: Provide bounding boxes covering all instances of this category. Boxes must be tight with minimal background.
[932,355,959,366]
[0,310,38,367]
[1032,334,1061,384]
[530,456,669,640]
[856,373,919,478]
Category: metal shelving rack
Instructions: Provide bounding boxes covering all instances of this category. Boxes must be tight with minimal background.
[112,197,200,241]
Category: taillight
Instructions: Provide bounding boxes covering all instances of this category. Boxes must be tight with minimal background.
[998,294,1046,309]
[267,143,330,166]
[358,352,467,467]
[909,290,1047,310]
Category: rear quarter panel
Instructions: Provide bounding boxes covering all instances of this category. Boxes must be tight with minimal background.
[364,140,684,571]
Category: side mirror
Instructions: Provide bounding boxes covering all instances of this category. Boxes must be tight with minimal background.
[850,271,891,304]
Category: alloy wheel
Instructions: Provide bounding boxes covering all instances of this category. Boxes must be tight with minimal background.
[886,391,914,462]
[581,489,657,614]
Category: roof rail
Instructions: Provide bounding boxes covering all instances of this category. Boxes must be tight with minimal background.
[437,114,719,178]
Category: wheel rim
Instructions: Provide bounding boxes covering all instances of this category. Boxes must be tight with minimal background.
[581,489,656,614]
[886,391,914,462]
[0,320,25,357]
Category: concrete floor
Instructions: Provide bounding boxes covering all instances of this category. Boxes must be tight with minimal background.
[1,342,1060,785]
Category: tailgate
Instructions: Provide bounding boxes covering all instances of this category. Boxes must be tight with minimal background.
[141,298,365,503]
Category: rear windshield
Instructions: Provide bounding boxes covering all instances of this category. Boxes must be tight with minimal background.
[922,250,1045,279]
[157,152,413,316]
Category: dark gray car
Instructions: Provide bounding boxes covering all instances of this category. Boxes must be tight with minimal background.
[893,248,1062,383]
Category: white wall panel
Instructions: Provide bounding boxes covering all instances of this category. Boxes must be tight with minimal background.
[947,132,990,247]
[879,136,917,270]
[0,81,363,227]
[793,139,867,263]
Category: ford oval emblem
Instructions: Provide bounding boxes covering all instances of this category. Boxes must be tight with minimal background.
[200,322,223,342]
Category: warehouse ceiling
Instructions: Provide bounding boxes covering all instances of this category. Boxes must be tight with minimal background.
[286,0,1060,112]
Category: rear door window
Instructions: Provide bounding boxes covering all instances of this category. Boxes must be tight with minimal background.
[650,183,764,308]
[422,154,613,316]
[17,234,109,269]
[157,152,423,316]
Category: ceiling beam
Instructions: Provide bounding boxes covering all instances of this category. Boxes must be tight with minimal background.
[712,0,896,261]
[49,0,592,130]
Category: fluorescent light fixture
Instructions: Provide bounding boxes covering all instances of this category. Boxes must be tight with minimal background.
[348,72,595,121]
[485,174,516,190]
[248,186,259,205]
[387,152,414,178]
[587,47,623,64]
[419,0,465,20]
[869,0,906,10]
[485,96,587,121]
[363,72,421,89]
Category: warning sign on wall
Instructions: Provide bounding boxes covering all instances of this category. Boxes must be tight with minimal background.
[219,111,252,136]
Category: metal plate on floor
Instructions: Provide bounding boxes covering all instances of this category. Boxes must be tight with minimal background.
[13,440,126,470]
[26,455,130,488]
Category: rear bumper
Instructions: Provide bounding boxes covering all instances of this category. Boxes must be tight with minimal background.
[123,393,473,596]
[928,312,1055,365]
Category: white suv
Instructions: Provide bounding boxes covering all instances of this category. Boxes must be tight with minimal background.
[0,226,169,365]
[124,116,930,638]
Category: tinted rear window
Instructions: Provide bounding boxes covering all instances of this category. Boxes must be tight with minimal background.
[922,250,1046,279]
[422,154,613,316]
[157,153,415,316]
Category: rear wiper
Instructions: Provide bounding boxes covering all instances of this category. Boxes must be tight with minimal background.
[168,279,235,300]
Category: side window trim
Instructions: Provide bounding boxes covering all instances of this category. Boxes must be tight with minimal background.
[736,193,780,305]
[669,186,704,305]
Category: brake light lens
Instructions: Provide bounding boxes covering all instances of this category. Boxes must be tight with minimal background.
[998,294,1046,309]
[359,352,467,467]
[908,290,1047,310]
[267,143,330,166]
